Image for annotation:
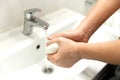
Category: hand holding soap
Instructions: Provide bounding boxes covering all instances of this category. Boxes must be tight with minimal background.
[46,43,59,54]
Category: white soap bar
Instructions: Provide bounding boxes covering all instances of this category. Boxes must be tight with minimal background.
[46,43,59,54]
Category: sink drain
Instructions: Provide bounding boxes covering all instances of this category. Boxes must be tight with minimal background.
[42,65,54,74]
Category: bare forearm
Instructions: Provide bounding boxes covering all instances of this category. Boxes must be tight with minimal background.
[77,0,120,39]
[77,40,120,65]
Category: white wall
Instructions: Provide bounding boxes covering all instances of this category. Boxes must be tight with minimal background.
[0,0,66,33]
[22,0,66,16]
[22,0,96,16]
[0,0,23,33]
[65,0,96,15]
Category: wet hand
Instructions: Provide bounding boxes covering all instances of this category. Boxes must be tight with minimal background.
[48,29,89,42]
[47,37,81,68]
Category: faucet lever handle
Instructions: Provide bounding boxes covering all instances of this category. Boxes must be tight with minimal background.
[25,8,41,21]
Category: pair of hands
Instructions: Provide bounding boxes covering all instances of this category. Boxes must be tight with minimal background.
[47,29,89,68]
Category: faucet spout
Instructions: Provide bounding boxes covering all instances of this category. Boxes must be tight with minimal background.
[23,8,49,35]
[35,17,49,30]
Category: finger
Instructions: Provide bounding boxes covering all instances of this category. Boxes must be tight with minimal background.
[47,33,64,40]
[46,38,59,46]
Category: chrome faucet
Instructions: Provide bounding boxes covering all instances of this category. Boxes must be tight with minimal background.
[23,8,49,35]
[85,0,96,6]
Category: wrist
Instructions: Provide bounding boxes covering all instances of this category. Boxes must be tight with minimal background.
[74,27,91,42]
[75,42,87,59]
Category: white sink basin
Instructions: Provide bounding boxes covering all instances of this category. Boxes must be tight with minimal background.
[0,8,119,80]
[0,9,90,80]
